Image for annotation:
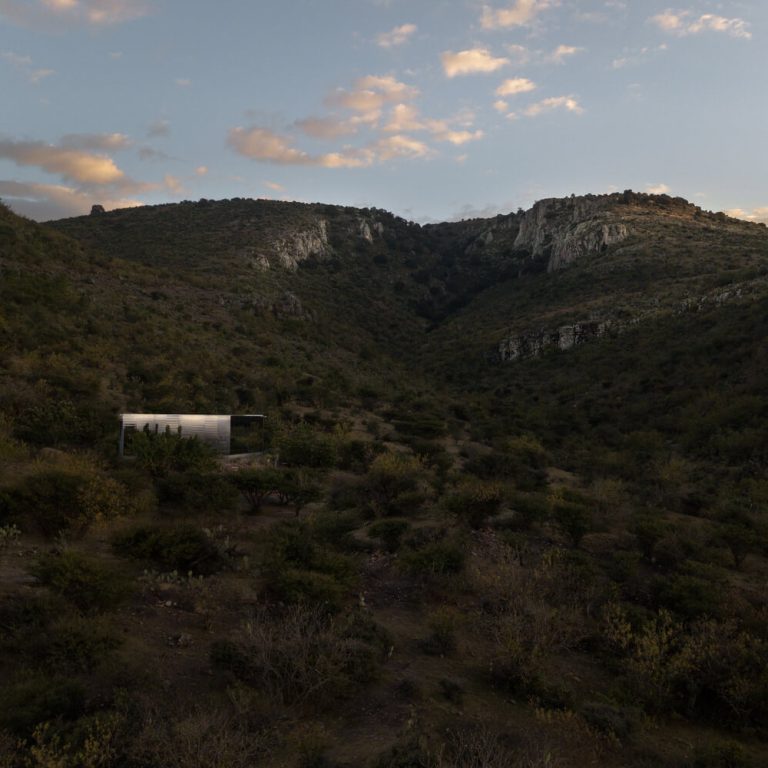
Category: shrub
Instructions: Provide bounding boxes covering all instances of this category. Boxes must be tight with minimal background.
[277,423,337,468]
[552,499,593,547]
[444,478,505,529]
[36,615,122,673]
[0,677,86,736]
[508,491,549,529]
[231,467,282,513]
[211,605,387,707]
[131,428,217,478]
[261,521,357,609]
[400,537,465,577]
[368,519,410,552]
[112,524,225,575]
[6,470,87,538]
[365,452,430,517]
[157,471,238,513]
[31,551,129,612]
[420,607,460,656]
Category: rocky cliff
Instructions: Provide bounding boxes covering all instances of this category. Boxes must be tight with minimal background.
[512,195,630,272]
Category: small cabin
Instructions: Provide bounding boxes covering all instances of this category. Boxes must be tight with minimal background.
[119,413,266,457]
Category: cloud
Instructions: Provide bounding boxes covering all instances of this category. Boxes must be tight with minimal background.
[376,23,417,48]
[480,0,555,30]
[494,99,509,113]
[496,77,536,97]
[195,166,208,176]
[1,51,55,83]
[522,95,584,117]
[368,134,431,162]
[228,125,431,168]
[147,119,170,138]
[175,78,191,87]
[137,146,168,161]
[504,44,531,65]
[650,9,751,39]
[383,104,424,133]
[646,183,671,194]
[441,48,509,77]
[60,132,132,151]
[432,129,484,145]
[1,0,150,28]
[726,207,768,223]
[327,75,419,124]
[295,116,358,140]
[0,179,141,220]
[0,138,126,184]
[163,174,184,195]
[264,181,284,191]
[382,105,484,145]
[611,44,668,69]
[228,127,313,166]
[550,45,584,63]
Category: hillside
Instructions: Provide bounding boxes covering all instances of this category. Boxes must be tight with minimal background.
[1,193,768,767]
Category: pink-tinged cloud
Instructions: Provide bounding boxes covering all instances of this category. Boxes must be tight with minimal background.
[480,0,555,30]
[650,10,751,39]
[376,23,417,48]
[0,179,142,220]
[2,0,150,28]
[228,127,313,166]
[496,77,536,97]
[228,125,431,168]
[60,132,132,151]
[1,51,55,83]
[326,75,419,125]
[522,95,584,117]
[295,116,358,140]
[0,139,126,184]
[441,48,509,77]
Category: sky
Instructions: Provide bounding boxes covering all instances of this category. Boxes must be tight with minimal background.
[1,0,766,223]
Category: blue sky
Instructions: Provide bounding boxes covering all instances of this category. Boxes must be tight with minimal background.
[1,0,766,222]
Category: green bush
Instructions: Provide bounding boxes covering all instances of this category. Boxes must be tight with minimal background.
[36,616,122,674]
[261,521,357,609]
[368,519,410,552]
[31,551,129,612]
[0,677,86,735]
[278,423,337,468]
[508,491,549,529]
[444,478,505,529]
[157,471,237,513]
[112,524,224,575]
[6,470,86,538]
[553,499,593,547]
[400,537,465,577]
[130,428,217,478]
[231,466,280,512]
[364,452,430,517]
[691,742,754,768]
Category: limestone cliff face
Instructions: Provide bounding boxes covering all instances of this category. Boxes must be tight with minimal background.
[513,196,629,272]
[357,217,385,243]
[499,320,614,362]
[273,218,330,270]
[498,275,768,363]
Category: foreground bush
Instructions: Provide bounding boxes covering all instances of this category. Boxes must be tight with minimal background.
[211,605,389,707]
[2,467,134,539]
[112,524,225,575]
[31,551,129,613]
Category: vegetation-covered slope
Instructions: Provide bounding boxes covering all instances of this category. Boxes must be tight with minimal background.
[1,193,768,767]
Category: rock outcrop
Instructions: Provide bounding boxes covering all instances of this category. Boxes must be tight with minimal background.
[513,196,629,272]
[499,320,614,361]
[273,218,330,270]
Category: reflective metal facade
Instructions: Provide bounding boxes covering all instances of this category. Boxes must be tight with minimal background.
[120,413,232,455]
